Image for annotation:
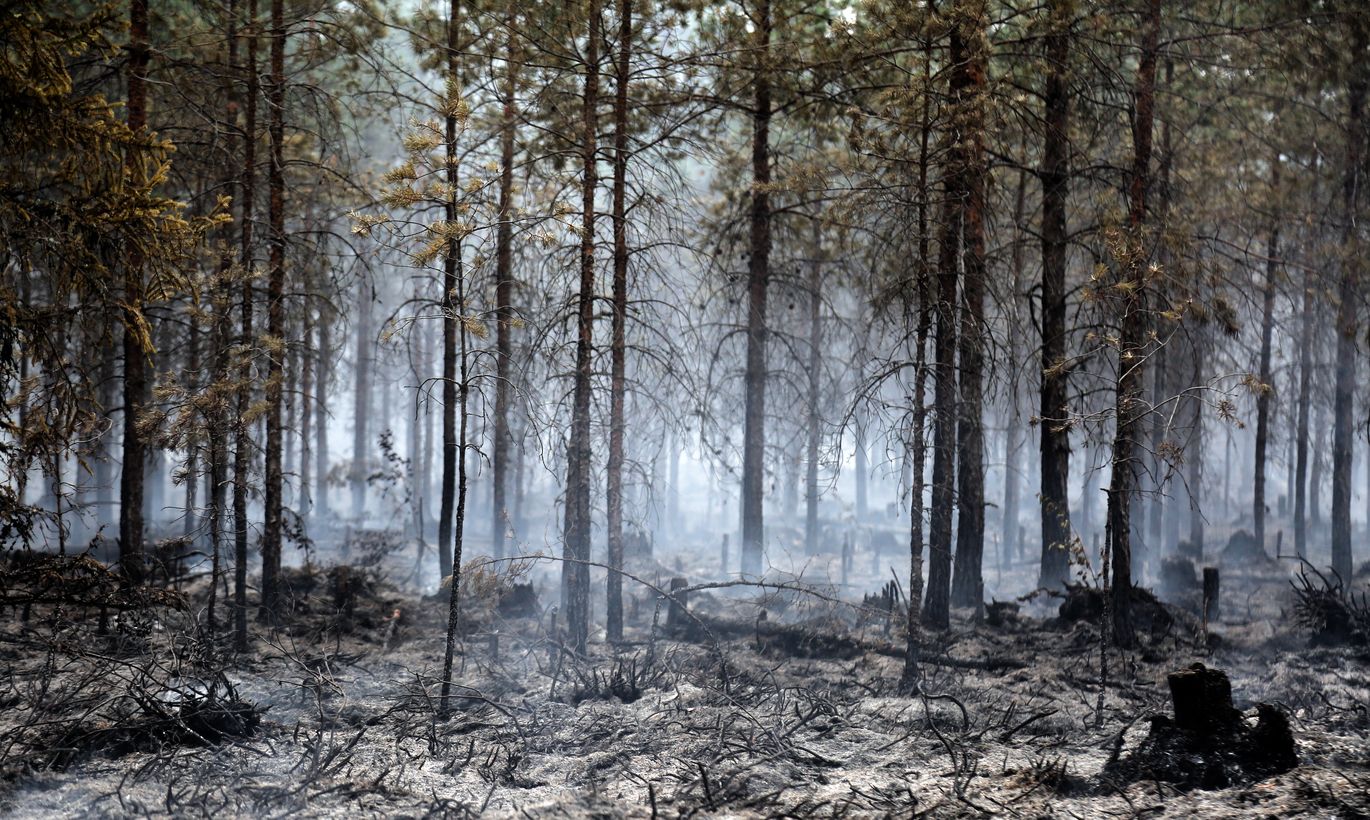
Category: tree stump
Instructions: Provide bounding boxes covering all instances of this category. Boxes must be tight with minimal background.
[1203,567,1220,623]
[1169,662,1239,733]
[1105,663,1297,790]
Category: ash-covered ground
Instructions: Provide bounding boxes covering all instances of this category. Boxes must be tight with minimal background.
[2,528,1368,818]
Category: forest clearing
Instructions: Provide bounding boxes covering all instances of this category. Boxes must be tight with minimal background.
[3,0,1370,817]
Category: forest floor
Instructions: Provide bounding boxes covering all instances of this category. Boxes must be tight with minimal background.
[2,532,1368,818]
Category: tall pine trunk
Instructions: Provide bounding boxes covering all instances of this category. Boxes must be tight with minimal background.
[1331,17,1366,582]
[119,0,150,585]
[900,31,934,689]
[1108,0,1161,649]
[1038,0,1073,590]
[740,0,772,577]
[605,0,633,644]
[1253,156,1280,552]
[492,20,517,560]
[562,0,601,653]
[1001,164,1028,568]
[351,287,371,522]
[259,0,286,621]
[804,222,822,558]
[233,0,258,651]
[950,0,988,613]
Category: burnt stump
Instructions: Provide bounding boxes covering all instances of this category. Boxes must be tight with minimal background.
[1105,663,1297,791]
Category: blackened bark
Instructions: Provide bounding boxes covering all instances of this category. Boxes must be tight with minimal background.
[562,0,601,653]
[351,288,371,522]
[259,0,286,622]
[233,0,258,651]
[950,0,988,614]
[183,316,200,540]
[1253,157,1280,552]
[120,0,150,586]
[315,316,330,519]
[606,0,632,644]
[1108,0,1162,649]
[805,222,822,558]
[740,0,772,577]
[1001,165,1028,568]
[492,21,517,560]
[1038,0,1073,590]
[904,32,934,673]
[1331,17,1366,583]
[300,306,313,518]
[924,13,969,630]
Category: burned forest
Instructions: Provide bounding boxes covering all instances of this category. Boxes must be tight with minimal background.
[6,0,1370,816]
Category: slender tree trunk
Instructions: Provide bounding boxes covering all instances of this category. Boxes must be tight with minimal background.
[207,7,237,628]
[925,2,980,629]
[1253,156,1280,552]
[492,20,517,560]
[352,287,371,522]
[440,181,472,715]
[855,420,869,522]
[119,0,150,585]
[805,222,822,558]
[1108,0,1161,649]
[1001,165,1028,567]
[96,347,116,528]
[233,0,258,651]
[902,32,935,689]
[1038,0,1073,590]
[950,0,988,614]
[183,317,200,540]
[740,0,773,577]
[315,316,330,519]
[668,431,680,533]
[1312,404,1326,525]
[1331,17,1366,582]
[1187,335,1205,556]
[605,0,632,643]
[562,0,601,653]
[259,0,286,621]
[300,305,313,519]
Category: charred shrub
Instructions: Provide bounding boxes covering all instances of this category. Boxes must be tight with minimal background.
[568,652,666,705]
[1292,564,1370,647]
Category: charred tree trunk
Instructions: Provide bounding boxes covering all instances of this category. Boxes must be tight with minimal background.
[1188,323,1206,556]
[606,0,632,644]
[183,316,200,540]
[805,223,822,558]
[233,0,259,651]
[300,305,313,519]
[1107,0,1162,649]
[351,287,371,523]
[1331,17,1366,583]
[119,0,150,585]
[259,0,286,622]
[1038,0,1073,590]
[950,0,988,614]
[492,20,518,560]
[562,0,601,653]
[1001,165,1028,567]
[440,173,472,715]
[924,15,967,630]
[315,315,330,519]
[740,0,773,578]
[1253,157,1280,553]
[855,425,868,522]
